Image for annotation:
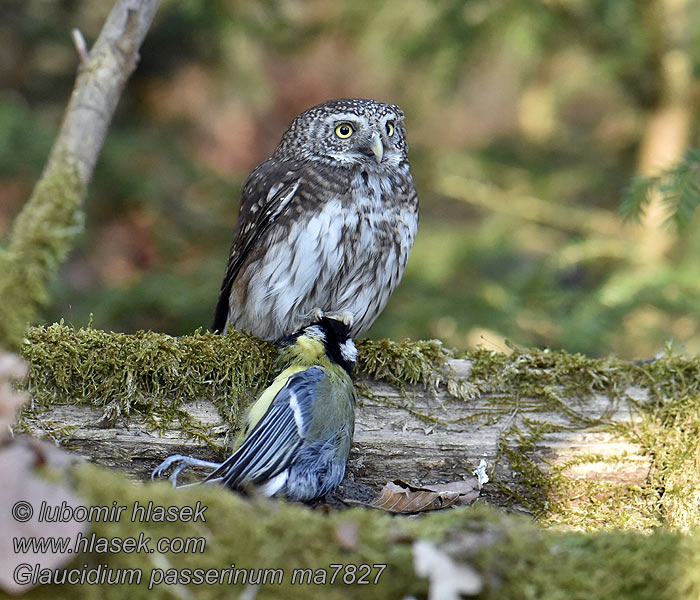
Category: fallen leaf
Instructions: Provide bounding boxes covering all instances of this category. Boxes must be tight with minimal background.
[370,480,460,513]
[370,478,481,514]
[0,438,86,595]
[420,480,481,506]
[413,539,482,600]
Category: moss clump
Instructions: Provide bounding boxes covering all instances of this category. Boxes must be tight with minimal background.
[633,391,700,530]
[22,323,275,445]
[0,163,85,350]
[12,461,700,599]
[356,337,453,388]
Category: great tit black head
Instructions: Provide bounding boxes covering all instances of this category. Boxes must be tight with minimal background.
[279,316,357,375]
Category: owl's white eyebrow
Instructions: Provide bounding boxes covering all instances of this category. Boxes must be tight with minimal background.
[328,113,362,123]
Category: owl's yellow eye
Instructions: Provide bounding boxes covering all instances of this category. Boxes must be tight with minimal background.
[386,121,395,137]
[335,123,354,139]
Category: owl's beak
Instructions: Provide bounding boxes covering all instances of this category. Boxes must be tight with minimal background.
[363,131,384,164]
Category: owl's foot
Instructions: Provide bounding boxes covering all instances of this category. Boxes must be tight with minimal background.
[306,307,325,322]
[305,308,354,330]
[323,310,354,329]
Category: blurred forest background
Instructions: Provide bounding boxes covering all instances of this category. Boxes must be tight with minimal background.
[1,0,699,359]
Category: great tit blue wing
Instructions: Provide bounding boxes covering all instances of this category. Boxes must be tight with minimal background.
[204,367,324,491]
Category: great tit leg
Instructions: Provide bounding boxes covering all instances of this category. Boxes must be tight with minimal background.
[151,455,222,486]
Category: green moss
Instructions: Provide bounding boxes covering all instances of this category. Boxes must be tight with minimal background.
[356,337,454,389]
[21,323,276,446]
[452,348,626,520]
[0,163,85,350]
[635,391,700,529]
[460,347,700,529]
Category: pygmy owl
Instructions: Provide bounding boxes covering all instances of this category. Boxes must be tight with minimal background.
[212,98,419,340]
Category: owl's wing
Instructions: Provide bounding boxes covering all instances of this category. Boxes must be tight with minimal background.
[212,158,304,332]
[203,368,324,491]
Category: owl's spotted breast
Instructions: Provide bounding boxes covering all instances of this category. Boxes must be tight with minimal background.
[212,98,418,340]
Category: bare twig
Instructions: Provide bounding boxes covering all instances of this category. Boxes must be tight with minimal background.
[71,28,89,63]
[46,0,162,183]
[0,0,162,349]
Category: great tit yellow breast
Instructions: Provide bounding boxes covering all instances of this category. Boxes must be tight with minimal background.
[235,364,306,449]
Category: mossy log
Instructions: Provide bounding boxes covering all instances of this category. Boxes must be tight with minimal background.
[23,356,648,509]
[21,323,700,529]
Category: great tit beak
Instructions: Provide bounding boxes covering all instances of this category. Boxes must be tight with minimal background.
[361,131,384,164]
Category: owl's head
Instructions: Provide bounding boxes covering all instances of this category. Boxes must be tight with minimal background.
[275,98,408,168]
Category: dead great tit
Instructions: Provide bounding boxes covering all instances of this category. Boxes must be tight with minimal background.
[152,316,357,501]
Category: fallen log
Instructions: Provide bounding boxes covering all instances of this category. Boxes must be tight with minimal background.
[20,323,693,528]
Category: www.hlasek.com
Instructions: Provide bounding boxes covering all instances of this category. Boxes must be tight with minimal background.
[11,500,387,589]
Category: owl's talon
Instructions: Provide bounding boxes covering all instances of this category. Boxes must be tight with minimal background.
[322,311,354,329]
[307,308,325,322]
[304,309,354,330]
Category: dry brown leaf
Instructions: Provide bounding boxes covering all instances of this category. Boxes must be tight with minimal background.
[369,478,481,514]
[0,352,28,441]
[421,480,482,506]
[369,480,460,513]
[0,438,87,595]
